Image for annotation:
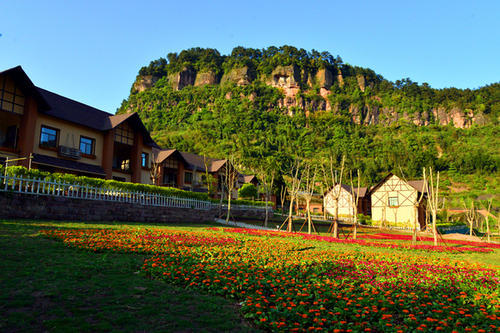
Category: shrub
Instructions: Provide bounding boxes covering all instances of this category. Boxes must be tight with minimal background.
[238,183,258,199]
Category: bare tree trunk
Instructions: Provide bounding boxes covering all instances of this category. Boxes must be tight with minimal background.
[306,199,312,234]
[287,196,294,232]
[264,195,269,228]
[333,200,339,238]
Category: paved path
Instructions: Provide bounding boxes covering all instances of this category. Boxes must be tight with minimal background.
[214,218,276,231]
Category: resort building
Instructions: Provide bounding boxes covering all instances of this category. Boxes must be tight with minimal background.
[0,66,157,184]
[153,148,257,199]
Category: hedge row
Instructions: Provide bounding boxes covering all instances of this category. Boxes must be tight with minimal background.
[0,166,271,207]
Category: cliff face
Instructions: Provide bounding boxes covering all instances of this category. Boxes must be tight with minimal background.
[130,63,491,128]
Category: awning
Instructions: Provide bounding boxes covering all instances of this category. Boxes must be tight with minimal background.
[32,153,106,176]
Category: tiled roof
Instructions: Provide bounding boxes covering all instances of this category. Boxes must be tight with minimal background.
[35,88,157,147]
[408,180,428,193]
[330,184,368,198]
[154,149,177,163]
[37,87,112,131]
[154,149,227,173]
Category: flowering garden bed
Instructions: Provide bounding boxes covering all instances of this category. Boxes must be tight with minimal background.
[42,227,499,332]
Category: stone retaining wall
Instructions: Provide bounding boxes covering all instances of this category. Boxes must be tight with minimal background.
[0,192,218,223]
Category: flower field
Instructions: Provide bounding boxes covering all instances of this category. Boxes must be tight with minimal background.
[42,226,500,332]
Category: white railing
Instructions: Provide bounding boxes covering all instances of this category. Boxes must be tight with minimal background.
[221,203,272,212]
[0,175,213,210]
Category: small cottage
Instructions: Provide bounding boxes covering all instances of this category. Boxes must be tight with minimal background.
[370,173,427,229]
[323,184,370,218]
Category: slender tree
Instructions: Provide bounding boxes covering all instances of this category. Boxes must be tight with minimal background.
[150,151,162,185]
[223,156,239,223]
[255,156,277,227]
[349,169,361,240]
[463,199,477,237]
[280,159,302,232]
[426,167,440,246]
[327,155,345,238]
[299,162,317,234]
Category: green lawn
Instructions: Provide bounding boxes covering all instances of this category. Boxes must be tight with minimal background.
[0,220,258,333]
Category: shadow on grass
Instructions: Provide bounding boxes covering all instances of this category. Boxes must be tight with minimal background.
[0,220,258,332]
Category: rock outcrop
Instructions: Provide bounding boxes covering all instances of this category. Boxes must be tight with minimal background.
[269,65,301,88]
[315,68,333,88]
[132,75,159,93]
[221,66,253,86]
[194,71,218,86]
[168,67,196,91]
[357,75,366,92]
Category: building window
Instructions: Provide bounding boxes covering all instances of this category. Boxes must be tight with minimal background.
[40,126,59,148]
[114,123,134,145]
[388,196,399,207]
[141,152,149,168]
[120,159,130,172]
[79,136,95,155]
[184,171,193,184]
[163,167,177,186]
[164,157,178,169]
[0,76,25,114]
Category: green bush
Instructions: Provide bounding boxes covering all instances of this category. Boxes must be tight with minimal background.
[238,183,258,199]
[4,166,271,207]
[358,214,372,226]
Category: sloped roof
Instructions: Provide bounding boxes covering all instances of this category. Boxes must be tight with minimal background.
[154,149,227,173]
[36,88,157,147]
[328,184,368,198]
[37,87,112,131]
[371,173,428,194]
[209,159,227,172]
[154,149,178,163]
[1,66,158,147]
[242,175,257,183]
[408,180,427,193]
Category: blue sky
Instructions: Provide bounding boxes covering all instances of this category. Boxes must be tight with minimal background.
[1,0,499,113]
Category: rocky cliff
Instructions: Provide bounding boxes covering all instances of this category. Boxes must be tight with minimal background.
[128,47,497,129]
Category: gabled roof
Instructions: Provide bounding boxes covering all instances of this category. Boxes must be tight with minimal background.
[154,148,178,164]
[154,149,227,173]
[371,172,428,194]
[241,175,257,183]
[2,66,158,147]
[179,151,226,172]
[327,184,368,198]
[0,66,50,110]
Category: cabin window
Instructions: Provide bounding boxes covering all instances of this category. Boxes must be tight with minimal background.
[184,171,193,184]
[40,126,59,148]
[0,76,25,114]
[141,152,149,168]
[79,136,95,155]
[164,157,177,168]
[388,196,399,207]
[114,123,134,145]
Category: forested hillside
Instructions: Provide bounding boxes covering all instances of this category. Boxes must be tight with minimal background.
[118,46,500,207]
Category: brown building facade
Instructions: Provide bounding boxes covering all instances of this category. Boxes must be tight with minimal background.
[0,66,157,183]
[153,149,257,199]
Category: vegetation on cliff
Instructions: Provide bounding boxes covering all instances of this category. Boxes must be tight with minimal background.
[118,46,500,208]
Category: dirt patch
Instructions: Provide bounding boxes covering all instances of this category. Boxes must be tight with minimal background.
[442,233,483,242]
